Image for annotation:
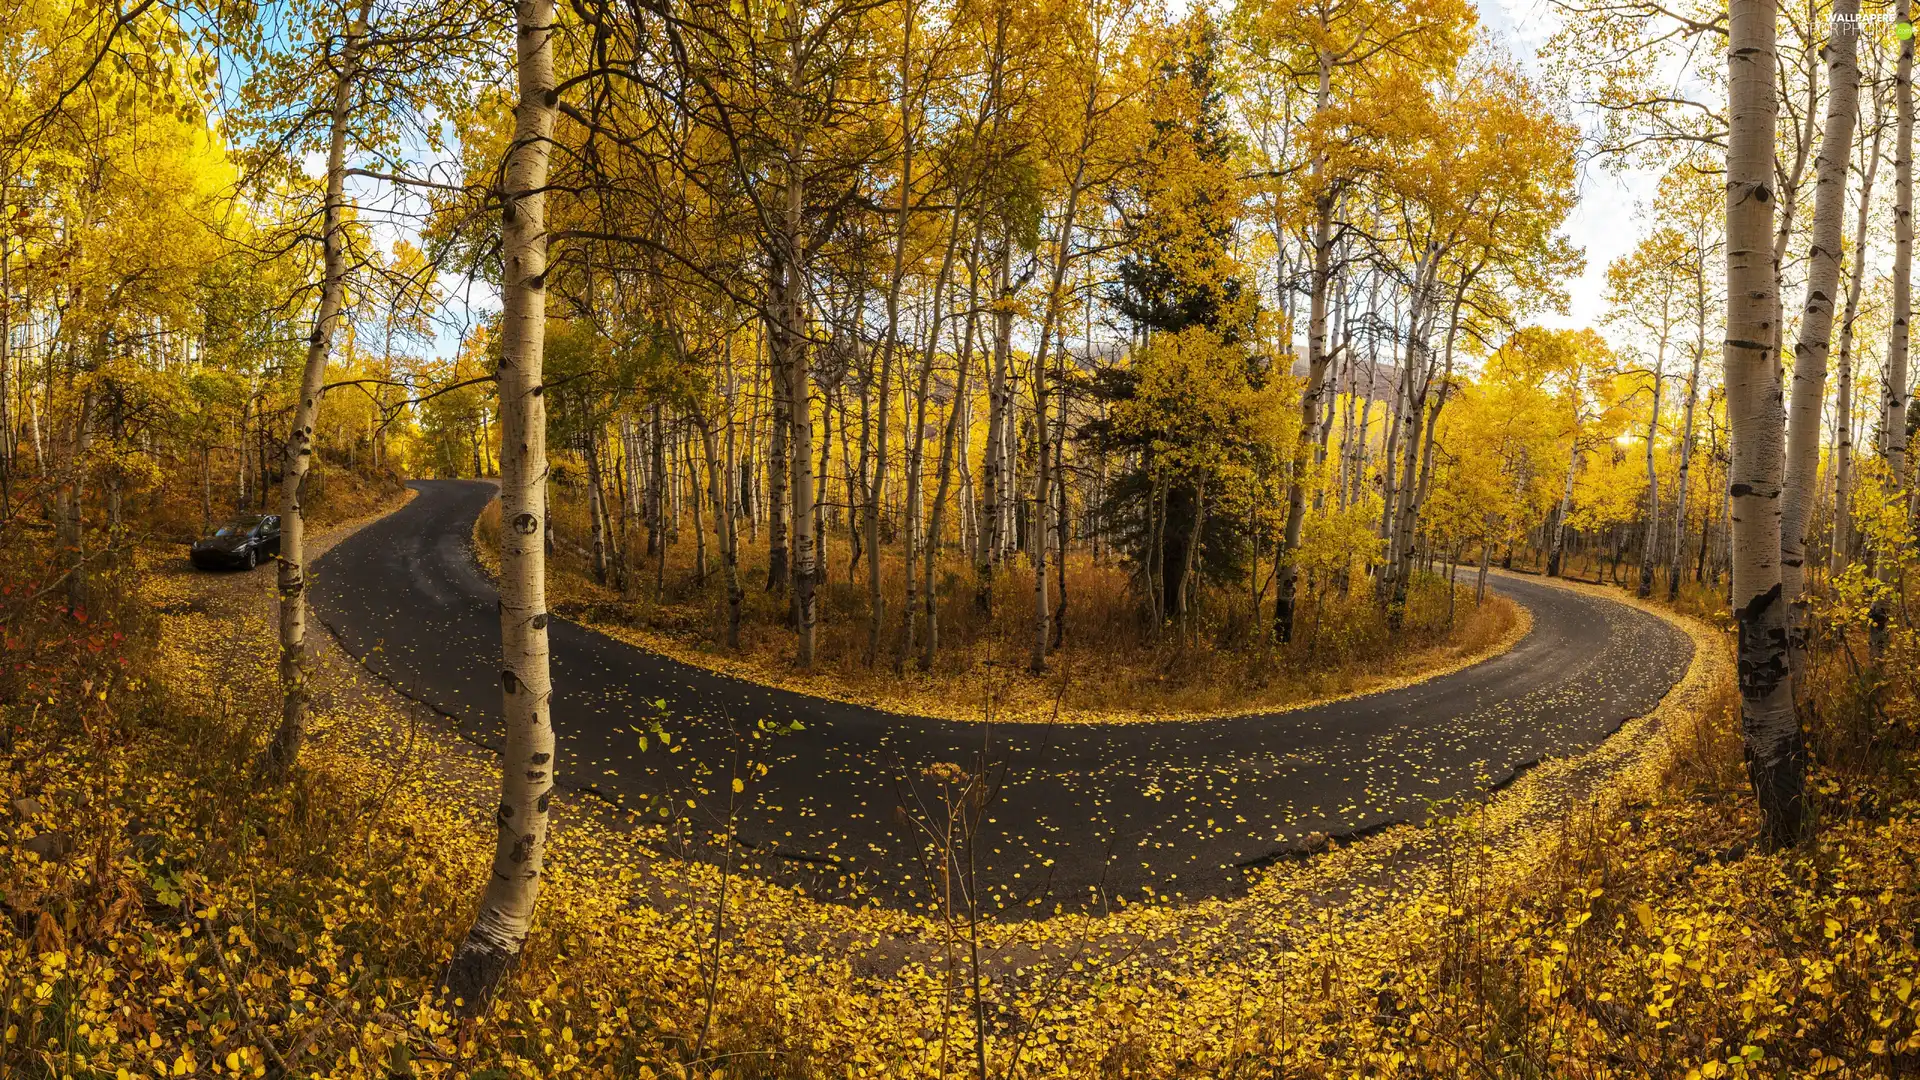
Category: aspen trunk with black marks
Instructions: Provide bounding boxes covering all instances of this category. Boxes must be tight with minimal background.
[444,0,558,1012]
[0,200,11,519]
[1833,102,1884,574]
[690,425,708,584]
[1476,516,1494,604]
[1391,295,1460,620]
[621,413,641,521]
[261,1,369,780]
[1638,347,1664,599]
[1670,327,1705,603]
[975,243,1013,612]
[1781,0,1859,656]
[765,325,789,594]
[700,411,743,648]
[236,391,249,511]
[923,300,974,670]
[605,439,628,593]
[1377,294,1408,547]
[896,385,925,671]
[1380,265,1437,616]
[1725,0,1806,848]
[1051,360,1070,650]
[897,226,961,670]
[586,436,609,584]
[782,287,818,667]
[1275,63,1334,643]
[1874,9,1913,660]
[646,403,664,559]
[1771,40,1823,362]
[1350,282,1382,510]
[864,5,916,665]
[1547,442,1577,579]
[1031,223,1097,669]
[812,392,829,571]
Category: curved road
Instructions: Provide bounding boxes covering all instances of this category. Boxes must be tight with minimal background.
[313,479,1692,916]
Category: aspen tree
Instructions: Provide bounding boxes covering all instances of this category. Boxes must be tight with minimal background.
[1833,81,1887,573]
[261,0,373,780]
[1873,0,1913,658]
[1723,0,1805,846]
[444,0,559,1012]
[1780,0,1860,655]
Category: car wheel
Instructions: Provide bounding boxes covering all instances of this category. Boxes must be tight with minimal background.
[245,547,257,570]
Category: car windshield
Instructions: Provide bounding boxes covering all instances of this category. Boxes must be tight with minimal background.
[213,520,261,538]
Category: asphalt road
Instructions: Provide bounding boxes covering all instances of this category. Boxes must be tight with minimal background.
[312,479,1694,916]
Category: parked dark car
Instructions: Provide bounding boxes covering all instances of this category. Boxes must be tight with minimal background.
[190,515,280,570]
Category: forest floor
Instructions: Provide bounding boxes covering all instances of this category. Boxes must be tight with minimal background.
[479,490,1525,724]
[4,497,1917,1077]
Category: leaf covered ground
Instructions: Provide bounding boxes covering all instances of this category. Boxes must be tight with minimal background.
[2,531,1916,1078]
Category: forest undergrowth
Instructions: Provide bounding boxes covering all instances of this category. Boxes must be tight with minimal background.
[477,487,1523,724]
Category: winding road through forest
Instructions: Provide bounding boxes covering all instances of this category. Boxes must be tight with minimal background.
[312,479,1693,915]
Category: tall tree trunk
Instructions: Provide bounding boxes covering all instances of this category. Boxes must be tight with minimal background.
[976,242,1013,612]
[765,326,789,592]
[1051,360,1069,650]
[1381,268,1440,618]
[1025,60,1102,672]
[444,0,558,1011]
[1669,313,1706,603]
[783,284,818,666]
[261,2,369,780]
[0,193,11,519]
[1147,470,1166,627]
[1547,442,1578,579]
[922,316,971,670]
[1275,59,1336,643]
[647,403,665,559]
[920,227,981,669]
[586,433,610,584]
[1638,341,1666,598]
[692,424,709,583]
[700,409,742,647]
[896,199,964,671]
[1725,0,1806,848]
[1781,0,1860,657]
[56,382,92,614]
[201,445,213,536]
[1875,18,1914,660]
[1833,103,1885,574]
[1390,305,1456,623]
